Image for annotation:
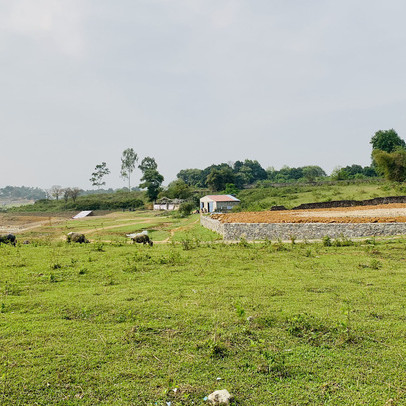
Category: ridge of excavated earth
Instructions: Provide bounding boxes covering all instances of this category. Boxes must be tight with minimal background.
[212,203,406,224]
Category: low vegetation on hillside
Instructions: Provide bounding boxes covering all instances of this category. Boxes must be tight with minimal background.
[9,191,146,212]
[235,180,406,211]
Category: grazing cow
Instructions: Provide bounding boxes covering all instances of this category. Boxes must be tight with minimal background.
[0,234,16,246]
[67,232,89,243]
[132,234,153,246]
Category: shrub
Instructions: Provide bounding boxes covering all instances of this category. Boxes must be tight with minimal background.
[178,202,194,216]
[322,236,332,247]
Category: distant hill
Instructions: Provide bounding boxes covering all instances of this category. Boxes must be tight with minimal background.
[0,186,46,207]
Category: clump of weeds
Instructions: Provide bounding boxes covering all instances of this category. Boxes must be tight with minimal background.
[258,350,289,377]
[286,313,337,346]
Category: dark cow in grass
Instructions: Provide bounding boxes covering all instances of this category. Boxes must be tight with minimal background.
[67,232,89,244]
[0,234,16,246]
[132,234,153,246]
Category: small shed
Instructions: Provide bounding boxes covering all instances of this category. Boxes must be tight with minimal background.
[200,195,240,213]
[72,210,93,219]
[153,198,184,211]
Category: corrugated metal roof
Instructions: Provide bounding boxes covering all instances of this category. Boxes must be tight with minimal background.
[72,210,93,219]
[203,195,240,202]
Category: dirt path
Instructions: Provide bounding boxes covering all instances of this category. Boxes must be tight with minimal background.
[154,217,200,244]
[81,218,155,235]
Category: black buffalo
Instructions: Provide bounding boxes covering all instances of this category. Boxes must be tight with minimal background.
[132,234,153,246]
[0,234,16,246]
[67,232,89,243]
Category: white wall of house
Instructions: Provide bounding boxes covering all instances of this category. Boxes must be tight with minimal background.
[153,204,179,211]
[199,196,240,213]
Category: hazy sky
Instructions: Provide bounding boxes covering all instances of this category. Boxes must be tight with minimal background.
[1,0,406,189]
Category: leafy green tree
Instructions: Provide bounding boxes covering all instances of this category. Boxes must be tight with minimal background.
[139,157,164,201]
[224,183,239,195]
[90,162,110,189]
[330,167,350,181]
[370,129,406,153]
[372,149,406,182]
[164,179,192,199]
[338,165,377,179]
[120,148,138,191]
[206,167,235,191]
[138,156,157,172]
[233,160,267,187]
[176,169,203,187]
[302,166,326,182]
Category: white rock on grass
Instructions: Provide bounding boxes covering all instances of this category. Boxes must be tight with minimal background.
[207,389,234,405]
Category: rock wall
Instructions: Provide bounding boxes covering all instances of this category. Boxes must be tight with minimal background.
[201,216,406,241]
[200,215,224,235]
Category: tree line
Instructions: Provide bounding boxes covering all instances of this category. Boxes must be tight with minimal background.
[5,129,405,204]
[176,160,377,192]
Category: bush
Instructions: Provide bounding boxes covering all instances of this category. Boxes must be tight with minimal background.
[178,202,194,216]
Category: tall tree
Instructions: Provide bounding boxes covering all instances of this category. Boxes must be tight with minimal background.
[63,188,71,203]
[372,149,406,182]
[69,187,81,203]
[120,148,138,191]
[370,129,406,153]
[138,157,164,201]
[177,168,204,187]
[164,179,192,199]
[90,162,110,189]
[206,167,235,191]
[138,156,158,172]
[50,185,63,201]
[302,166,326,182]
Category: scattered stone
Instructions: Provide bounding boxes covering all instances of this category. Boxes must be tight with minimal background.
[207,389,233,405]
[247,316,254,322]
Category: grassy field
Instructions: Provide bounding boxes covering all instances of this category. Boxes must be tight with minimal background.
[238,180,406,210]
[1,229,406,404]
[1,212,220,245]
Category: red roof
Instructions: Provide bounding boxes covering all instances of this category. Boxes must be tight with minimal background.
[205,195,240,202]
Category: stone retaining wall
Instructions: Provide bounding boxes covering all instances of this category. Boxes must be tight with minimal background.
[200,215,224,235]
[201,216,406,241]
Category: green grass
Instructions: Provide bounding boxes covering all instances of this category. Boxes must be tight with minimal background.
[1,236,406,404]
[13,212,208,244]
[238,180,406,210]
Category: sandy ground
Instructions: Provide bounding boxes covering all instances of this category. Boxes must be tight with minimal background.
[212,203,406,224]
[0,215,64,233]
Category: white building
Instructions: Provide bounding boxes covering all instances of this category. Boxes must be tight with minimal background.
[153,198,184,211]
[200,195,240,213]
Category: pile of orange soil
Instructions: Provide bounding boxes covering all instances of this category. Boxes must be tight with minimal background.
[211,203,406,224]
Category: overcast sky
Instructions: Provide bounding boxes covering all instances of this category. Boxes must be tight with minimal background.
[1,0,406,189]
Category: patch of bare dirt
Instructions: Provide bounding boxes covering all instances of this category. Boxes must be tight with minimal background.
[0,214,66,233]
